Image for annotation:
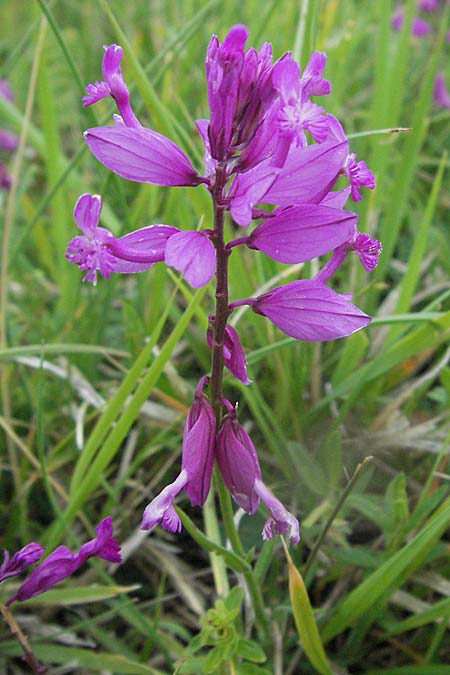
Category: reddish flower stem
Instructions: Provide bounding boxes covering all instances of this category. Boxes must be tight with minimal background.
[209,163,231,420]
[0,603,47,673]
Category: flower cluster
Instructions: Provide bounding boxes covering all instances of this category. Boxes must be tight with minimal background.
[392,1,450,108]
[66,26,381,544]
[0,80,18,190]
[1,517,121,605]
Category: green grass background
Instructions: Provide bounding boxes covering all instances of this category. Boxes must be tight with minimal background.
[0,0,449,673]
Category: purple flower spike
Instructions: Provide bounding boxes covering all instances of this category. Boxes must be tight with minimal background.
[165,231,216,288]
[65,194,157,284]
[251,279,371,341]
[142,377,216,533]
[6,518,121,605]
[206,25,249,160]
[0,543,43,583]
[254,479,300,544]
[247,204,357,263]
[207,320,251,385]
[434,72,450,108]
[84,125,204,187]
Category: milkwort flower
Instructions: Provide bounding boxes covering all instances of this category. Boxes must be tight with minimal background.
[68,25,381,543]
[216,402,300,544]
[391,1,450,106]
[141,377,215,533]
[6,517,121,605]
[0,543,43,583]
[65,192,179,284]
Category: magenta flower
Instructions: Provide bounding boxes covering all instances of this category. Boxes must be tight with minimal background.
[273,51,331,147]
[245,204,357,263]
[216,406,300,544]
[141,377,216,533]
[165,230,216,288]
[65,193,178,284]
[205,24,276,165]
[324,115,375,202]
[391,5,432,35]
[84,124,204,188]
[229,140,349,226]
[353,232,383,272]
[206,321,251,385]
[249,280,371,342]
[0,79,18,191]
[0,543,43,583]
[74,27,381,546]
[417,0,439,10]
[314,230,382,284]
[434,72,450,108]
[6,517,121,605]
[83,44,140,128]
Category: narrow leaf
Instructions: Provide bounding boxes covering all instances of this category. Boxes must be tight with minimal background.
[281,539,331,675]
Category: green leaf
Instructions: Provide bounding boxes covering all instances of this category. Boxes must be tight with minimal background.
[1,643,163,675]
[388,595,450,635]
[20,584,140,606]
[239,665,273,675]
[282,540,332,675]
[321,495,450,642]
[203,645,227,674]
[224,586,244,614]
[235,639,266,663]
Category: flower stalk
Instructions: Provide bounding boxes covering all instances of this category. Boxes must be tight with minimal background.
[209,162,232,417]
[0,604,46,674]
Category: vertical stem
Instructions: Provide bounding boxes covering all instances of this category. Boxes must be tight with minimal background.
[207,166,270,641]
[209,163,231,415]
[0,604,47,674]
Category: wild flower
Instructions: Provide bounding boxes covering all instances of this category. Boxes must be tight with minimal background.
[67,25,381,543]
[5,517,121,605]
[391,1,450,108]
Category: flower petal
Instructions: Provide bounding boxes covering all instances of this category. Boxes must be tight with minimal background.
[251,279,371,341]
[109,224,179,263]
[264,140,348,207]
[247,204,357,263]
[165,231,216,288]
[73,193,102,235]
[84,125,203,187]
